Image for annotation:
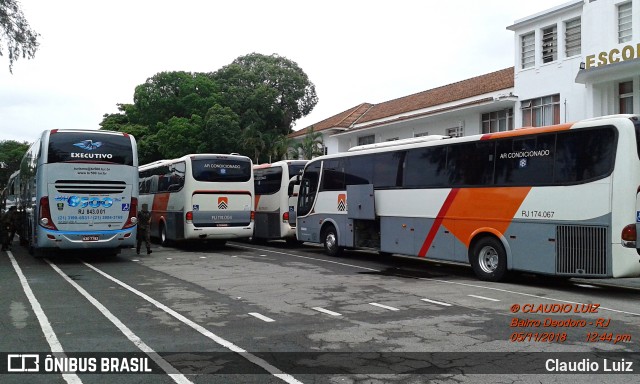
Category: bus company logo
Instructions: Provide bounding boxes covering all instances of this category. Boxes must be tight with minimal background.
[57,203,64,211]
[73,140,103,151]
[68,196,114,208]
[218,197,228,210]
[337,194,346,211]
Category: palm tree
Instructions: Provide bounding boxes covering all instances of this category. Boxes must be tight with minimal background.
[242,125,265,164]
[294,126,324,159]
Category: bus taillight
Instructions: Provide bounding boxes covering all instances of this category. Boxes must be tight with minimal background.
[282,211,289,222]
[123,197,138,229]
[39,197,58,230]
[186,211,193,223]
[251,211,255,221]
[621,224,637,248]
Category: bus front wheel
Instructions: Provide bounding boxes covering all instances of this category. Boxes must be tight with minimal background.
[470,236,507,282]
[322,225,342,257]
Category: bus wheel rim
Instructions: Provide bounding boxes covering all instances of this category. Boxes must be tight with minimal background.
[479,245,499,274]
[326,233,336,250]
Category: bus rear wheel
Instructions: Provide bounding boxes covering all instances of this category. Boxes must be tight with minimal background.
[160,223,169,246]
[470,236,507,282]
[322,225,342,257]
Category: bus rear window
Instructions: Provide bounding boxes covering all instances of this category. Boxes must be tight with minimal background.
[48,131,134,165]
[255,167,283,194]
[192,159,251,182]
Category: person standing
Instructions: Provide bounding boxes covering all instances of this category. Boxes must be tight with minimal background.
[0,209,7,251]
[136,203,152,255]
[0,207,14,251]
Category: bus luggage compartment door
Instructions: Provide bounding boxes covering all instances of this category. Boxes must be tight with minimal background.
[346,184,375,220]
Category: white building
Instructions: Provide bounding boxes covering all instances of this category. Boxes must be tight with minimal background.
[290,0,640,157]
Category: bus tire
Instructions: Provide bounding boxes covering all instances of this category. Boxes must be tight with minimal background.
[470,236,507,282]
[322,225,342,257]
[160,223,170,247]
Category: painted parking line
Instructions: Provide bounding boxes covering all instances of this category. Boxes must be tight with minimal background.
[421,298,452,307]
[248,312,276,322]
[7,252,82,384]
[369,302,400,311]
[312,307,342,316]
[468,294,500,302]
[82,262,301,384]
[46,259,191,384]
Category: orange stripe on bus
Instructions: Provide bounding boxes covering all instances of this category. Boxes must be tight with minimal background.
[441,187,531,247]
[480,123,573,140]
[152,193,171,212]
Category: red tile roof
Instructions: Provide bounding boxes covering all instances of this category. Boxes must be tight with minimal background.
[289,103,373,138]
[290,67,514,138]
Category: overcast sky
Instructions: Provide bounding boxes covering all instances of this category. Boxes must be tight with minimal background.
[1,0,570,144]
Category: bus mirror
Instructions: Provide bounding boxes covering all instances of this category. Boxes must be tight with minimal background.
[288,182,295,196]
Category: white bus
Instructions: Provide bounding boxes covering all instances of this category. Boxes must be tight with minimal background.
[253,160,307,244]
[297,115,640,281]
[138,153,254,246]
[18,129,139,256]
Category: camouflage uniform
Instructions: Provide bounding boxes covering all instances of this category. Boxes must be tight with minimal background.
[136,204,152,255]
[7,207,20,245]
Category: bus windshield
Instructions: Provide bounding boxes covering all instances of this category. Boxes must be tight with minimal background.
[192,158,252,182]
[47,131,134,165]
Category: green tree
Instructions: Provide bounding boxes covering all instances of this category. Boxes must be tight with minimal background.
[213,53,318,136]
[200,104,242,154]
[0,140,29,188]
[294,126,324,159]
[241,125,265,164]
[154,115,203,159]
[133,71,219,131]
[0,0,39,73]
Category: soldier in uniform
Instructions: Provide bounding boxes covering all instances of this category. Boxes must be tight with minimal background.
[136,203,152,255]
[7,206,20,246]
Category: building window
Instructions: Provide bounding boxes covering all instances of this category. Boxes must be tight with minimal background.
[521,95,560,127]
[565,18,581,57]
[619,81,633,114]
[521,32,535,69]
[446,126,464,138]
[482,109,514,134]
[386,137,399,142]
[618,2,632,43]
[542,25,557,63]
[414,131,429,137]
[357,135,375,146]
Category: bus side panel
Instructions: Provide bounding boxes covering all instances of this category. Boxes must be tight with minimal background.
[503,221,557,274]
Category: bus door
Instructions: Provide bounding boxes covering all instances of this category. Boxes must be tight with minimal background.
[287,176,301,226]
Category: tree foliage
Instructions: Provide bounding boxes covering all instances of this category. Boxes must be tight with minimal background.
[100,53,317,164]
[0,0,39,73]
[292,127,324,160]
[0,140,29,189]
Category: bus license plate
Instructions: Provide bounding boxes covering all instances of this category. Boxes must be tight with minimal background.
[82,235,99,242]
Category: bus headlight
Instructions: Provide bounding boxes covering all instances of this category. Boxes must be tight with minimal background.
[621,224,636,248]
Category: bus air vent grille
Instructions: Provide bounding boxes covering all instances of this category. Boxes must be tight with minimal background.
[54,180,127,194]
[555,225,608,276]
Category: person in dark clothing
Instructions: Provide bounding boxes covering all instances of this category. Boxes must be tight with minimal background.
[136,203,152,255]
[0,210,7,251]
